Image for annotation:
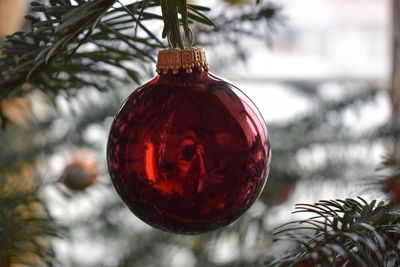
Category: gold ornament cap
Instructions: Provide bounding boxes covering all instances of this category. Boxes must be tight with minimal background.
[156,47,209,75]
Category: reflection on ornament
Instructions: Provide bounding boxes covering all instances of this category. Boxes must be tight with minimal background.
[107,48,271,234]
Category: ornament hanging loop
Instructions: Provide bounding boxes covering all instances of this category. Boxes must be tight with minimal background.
[167,35,173,49]
[184,27,194,48]
[167,25,194,49]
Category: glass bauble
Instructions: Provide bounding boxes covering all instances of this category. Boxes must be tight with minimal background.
[107,70,271,234]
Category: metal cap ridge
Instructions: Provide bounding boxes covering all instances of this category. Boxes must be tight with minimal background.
[156,47,209,75]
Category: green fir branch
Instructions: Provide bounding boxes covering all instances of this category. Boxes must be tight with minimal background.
[269,198,400,266]
[0,0,117,95]
[0,0,214,98]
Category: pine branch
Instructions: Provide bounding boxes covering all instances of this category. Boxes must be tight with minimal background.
[269,198,400,266]
[0,0,118,94]
[0,0,214,98]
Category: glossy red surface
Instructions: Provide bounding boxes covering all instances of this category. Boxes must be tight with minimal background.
[107,71,271,234]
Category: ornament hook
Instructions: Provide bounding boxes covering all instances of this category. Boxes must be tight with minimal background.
[185,27,194,48]
[167,26,195,49]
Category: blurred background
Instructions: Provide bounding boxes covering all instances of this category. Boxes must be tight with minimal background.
[0,0,392,266]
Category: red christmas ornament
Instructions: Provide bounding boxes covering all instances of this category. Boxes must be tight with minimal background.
[107,48,271,234]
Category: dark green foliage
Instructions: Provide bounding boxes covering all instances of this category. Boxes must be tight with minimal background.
[0,0,118,95]
[0,0,214,97]
[270,198,400,266]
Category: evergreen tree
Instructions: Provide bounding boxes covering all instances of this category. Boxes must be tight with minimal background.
[0,1,398,266]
